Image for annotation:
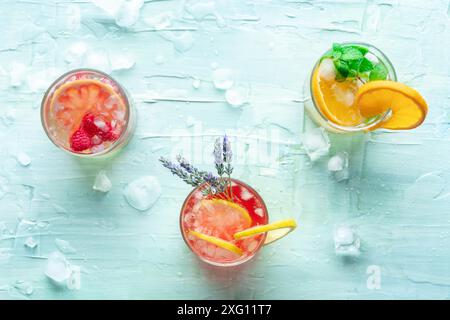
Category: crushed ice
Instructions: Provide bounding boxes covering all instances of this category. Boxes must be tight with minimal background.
[124,176,161,211]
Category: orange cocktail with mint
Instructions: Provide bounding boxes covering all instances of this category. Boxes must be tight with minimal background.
[305,43,428,133]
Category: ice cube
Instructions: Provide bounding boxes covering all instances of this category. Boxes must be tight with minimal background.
[115,0,144,27]
[16,152,31,167]
[225,85,248,107]
[332,83,355,106]
[94,117,108,131]
[24,236,38,249]
[254,208,264,217]
[55,238,77,254]
[329,152,350,182]
[9,62,27,87]
[155,55,165,65]
[85,50,110,72]
[328,152,348,171]
[144,11,173,30]
[240,188,253,201]
[110,52,136,71]
[45,252,72,284]
[302,127,330,161]
[91,135,102,145]
[92,0,123,16]
[93,170,112,193]
[334,225,360,257]
[213,68,234,90]
[192,78,201,89]
[123,176,161,211]
[65,42,87,65]
[318,58,336,81]
[14,280,33,296]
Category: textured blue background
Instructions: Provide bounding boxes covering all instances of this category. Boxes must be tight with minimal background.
[0,0,449,299]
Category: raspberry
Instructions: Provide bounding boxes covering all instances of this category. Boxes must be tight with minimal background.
[100,129,119,142]
[70,128,92,152]
[81,113,99,137]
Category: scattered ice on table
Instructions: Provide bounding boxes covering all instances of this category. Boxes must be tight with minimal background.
[213,68,234,90]
[365,52,379,64]
[124,176,162,211]
[328,152,349,182]
[192,78,201,89]
[45,251,80,289]
[65,42,87,66]
[9,62,27,87]
[14,280,33,296]
[302,127,330,161]
[165,32,194,53]
[24,237,38,249]
[110,52,136,71]
[225,85,248,107]
[93,170,112,193]
[185,116,196,128]
[92,0,123,16]
[16,152,31,167]
[155,55,165,65]
[115,0,144,27]
[45,251,72,284]
[55,238,77,254]
[85,50,110,72]
[144,11,173,30]
[318,58,336,81]
[334,225,360,257]
[184,0,226,27]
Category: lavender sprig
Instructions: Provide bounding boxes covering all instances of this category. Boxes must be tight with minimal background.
[223,135,233,176]
[213,138,225,176]
[160,156,226,195]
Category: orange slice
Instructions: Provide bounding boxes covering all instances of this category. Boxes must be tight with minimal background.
[355,80,428,130]
[311,61,363,127]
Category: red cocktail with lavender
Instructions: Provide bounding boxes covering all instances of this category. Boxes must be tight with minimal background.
[161,136,297,267]
[41,69,135,157]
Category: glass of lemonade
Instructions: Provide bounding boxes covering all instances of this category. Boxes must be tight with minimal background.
[304,42,397,133]
[41,69,136,157]
[180,179,269,267]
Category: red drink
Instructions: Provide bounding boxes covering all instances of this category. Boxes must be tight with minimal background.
[180,179,269,266]
[41,69,135,157]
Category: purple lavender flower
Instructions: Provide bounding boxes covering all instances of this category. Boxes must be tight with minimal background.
[213,138,223,166]
[223,134,232,163]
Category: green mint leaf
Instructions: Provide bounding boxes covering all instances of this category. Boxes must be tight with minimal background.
[350,45,369,56]
[341,47,364,61]
[359,58,374,73]
[369,63,388,81]
[334,59,349,80]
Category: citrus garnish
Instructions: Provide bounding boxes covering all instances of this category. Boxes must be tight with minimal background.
[188,230,243,256]
[234,219,297,245]
[50,79,125,130]
[355,80,428,130]
[312,63,363,127]
[206,199,252,224]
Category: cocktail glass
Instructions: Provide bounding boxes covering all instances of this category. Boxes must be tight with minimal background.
[41,69,136,157]
[304,42,397,133]
[180,179,269,267]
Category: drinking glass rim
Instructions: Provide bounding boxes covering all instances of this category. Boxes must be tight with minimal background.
[179,178,269,267]
[40,68,132,158]
[309,42,397,132]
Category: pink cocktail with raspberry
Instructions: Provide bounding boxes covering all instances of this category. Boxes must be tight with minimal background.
[41,69,135,156]
[180,179,269,267]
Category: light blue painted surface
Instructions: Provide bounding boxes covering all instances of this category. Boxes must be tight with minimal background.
[0,0,449,299]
